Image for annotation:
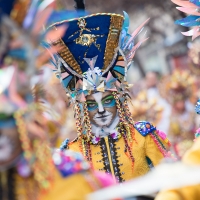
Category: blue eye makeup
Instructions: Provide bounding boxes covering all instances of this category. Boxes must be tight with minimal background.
[102,95,116,107]
[86,95,116,112]
[87,101,98,111]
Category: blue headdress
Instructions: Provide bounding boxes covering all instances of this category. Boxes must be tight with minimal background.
[47,12,149,102]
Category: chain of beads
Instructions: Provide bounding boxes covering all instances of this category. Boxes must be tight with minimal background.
[150,132,168,157]
[123,95,135,125]
[32,139,54,190]
[83,102,93,140]
[112,92,126,123]
[120,125,135,171]
[14,103,53,191]
[113,92,133,143]
[74,103,83,137]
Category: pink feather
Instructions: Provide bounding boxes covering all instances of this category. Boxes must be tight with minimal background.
[124,18,150,50]
[171,0,196,7]
[176,6,200,16]
[45,25,68,42]
[181,29,194,36]
[127,37,149,60]
[192,27,200,40]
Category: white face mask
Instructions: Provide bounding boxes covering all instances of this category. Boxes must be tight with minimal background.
[0,135,13,161]
[91,92,115,127]
[86,92,119,137]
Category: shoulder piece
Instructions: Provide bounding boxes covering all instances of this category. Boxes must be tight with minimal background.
[134,121,156,136]
[52,150,90,177]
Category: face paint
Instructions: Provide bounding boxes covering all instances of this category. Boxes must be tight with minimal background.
[0,127,22,169]
[0,135,13,161]
[86,91,117,127]
[87,95,116,112]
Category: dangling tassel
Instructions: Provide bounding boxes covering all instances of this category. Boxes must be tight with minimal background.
[14,103,54,192]
[74,103,83,137]
[120,125,135,173]
[83,102,93,141]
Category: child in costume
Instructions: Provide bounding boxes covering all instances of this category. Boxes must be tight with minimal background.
[47,9,171,182]
[0,1,114,200]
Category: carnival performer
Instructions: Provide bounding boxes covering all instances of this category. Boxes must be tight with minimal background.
[130,90,164,127]
[47,8,172,182]
[160,70,196,158]
[0,1,114,200]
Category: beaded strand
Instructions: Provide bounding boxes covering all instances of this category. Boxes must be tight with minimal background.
[14,103,54,191]
[74,103,83,137]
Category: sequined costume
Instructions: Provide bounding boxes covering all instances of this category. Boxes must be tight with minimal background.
[47,11,171,182]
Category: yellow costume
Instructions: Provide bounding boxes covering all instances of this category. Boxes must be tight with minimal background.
[0,150,114,200]
[67,121,170,182]
[46,9,171,183]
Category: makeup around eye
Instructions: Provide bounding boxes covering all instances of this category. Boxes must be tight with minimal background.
[86,95,116,112]
[87,101,98,111]
[102,95,116,107]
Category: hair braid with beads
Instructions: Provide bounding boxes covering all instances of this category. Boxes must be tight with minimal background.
[123,94,135,126]
[112,92,128,125]
[74,102,83,137]
[83,102,93,140]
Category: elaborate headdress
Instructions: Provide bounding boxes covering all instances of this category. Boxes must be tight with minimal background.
[47,11,149,139]
[160,70,196,104]
[130,91,163,126]
[171,0,200,40]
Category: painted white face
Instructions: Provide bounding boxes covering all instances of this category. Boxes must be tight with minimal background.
[0,127,22,170]
[0,135,13,161]
[86,91,117,127]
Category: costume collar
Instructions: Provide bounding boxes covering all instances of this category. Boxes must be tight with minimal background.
[91,115,120,137]
[90,115,121,144]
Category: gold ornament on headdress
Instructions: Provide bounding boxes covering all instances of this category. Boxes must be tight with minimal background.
[160,70,197,103]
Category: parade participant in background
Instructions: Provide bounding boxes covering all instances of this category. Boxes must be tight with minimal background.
[160,70,196,158]
[155,100,200,200]
[130,90,164,127]
[47,8,171,182]
[130,70,171,134]
[0,1,114,200]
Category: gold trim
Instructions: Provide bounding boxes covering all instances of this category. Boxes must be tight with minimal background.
[47,13,124,29]
[52,38,82,75]
[103,15,124,71]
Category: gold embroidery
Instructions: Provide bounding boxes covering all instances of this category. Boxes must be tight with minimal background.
[103,15,124,71]
[68,18,100,39]
[75,34,104,58]
[52,38,82,75]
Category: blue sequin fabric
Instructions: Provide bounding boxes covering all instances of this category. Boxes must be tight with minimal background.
[195,99,200,115]
[134,121,157,136]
